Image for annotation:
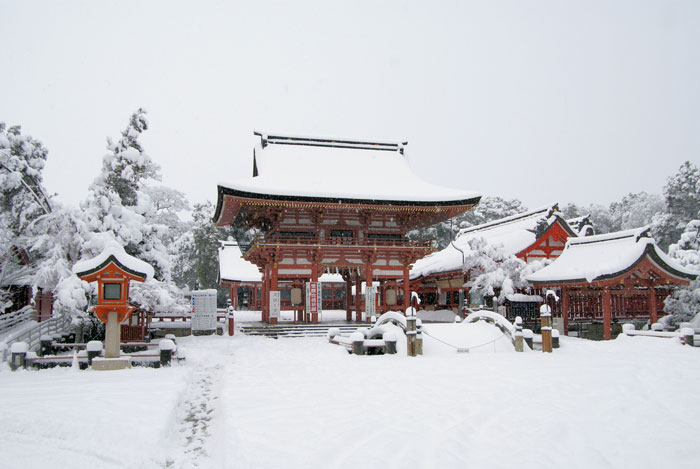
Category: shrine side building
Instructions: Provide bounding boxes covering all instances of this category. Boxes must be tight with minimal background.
[213,133,481,323]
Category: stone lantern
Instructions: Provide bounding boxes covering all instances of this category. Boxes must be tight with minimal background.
[73,245,153,370]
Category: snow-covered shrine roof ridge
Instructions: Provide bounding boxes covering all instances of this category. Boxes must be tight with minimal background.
[73,245,154,281]
[216,132,481,210]
[255,131,408,154]
[410,203,569,280]
[526,226,698,285]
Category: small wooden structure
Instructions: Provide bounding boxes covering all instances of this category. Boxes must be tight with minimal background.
[527,227,697,339]
[73,245,153,367]
[214,132,480,323]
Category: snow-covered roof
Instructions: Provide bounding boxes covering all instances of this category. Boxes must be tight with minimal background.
[217,133,480,206]
[218,243,262,283]
[73,244,154,281]
[218,243,346,284]
[527,227,698,284]
[411,204,565,280]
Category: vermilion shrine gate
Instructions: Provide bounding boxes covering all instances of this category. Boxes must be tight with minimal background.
[528,227,697,339]
[214,133,481,323]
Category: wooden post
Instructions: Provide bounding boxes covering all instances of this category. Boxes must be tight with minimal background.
[561,287,569,336]
[603,287,612,340]
[648,287,658,325]
[540,305,552,353]
[406,295,418,357]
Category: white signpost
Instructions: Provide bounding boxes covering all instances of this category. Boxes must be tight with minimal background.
[191,289,217,335]
[365,285,376,321]
[269,291,281,321]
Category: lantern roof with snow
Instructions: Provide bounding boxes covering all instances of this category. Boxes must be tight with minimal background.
[526,226,698,287]
[73,245,154,282]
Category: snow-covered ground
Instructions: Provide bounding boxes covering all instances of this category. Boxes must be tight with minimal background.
[2,313,700,469]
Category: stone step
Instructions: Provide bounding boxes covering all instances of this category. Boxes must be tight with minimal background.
[239,323,369,338]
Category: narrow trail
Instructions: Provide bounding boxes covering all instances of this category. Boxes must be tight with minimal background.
[164,338,236,468]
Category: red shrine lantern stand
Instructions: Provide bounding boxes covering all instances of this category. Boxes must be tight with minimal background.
[74,246,153,370]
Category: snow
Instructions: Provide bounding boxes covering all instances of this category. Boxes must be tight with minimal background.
[72,243,154,280]
[411,204,562,280]
[218,242,262,282]
[527,227,698,283]
[219,142,479,204]
[2,331,700,468]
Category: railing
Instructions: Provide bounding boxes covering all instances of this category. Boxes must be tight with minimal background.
[250,234,433,249]
[1,314,72,362]
[0,306,36,334]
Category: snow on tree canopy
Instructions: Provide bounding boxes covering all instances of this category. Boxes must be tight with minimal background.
[217,133,480,205]
[527,226,698,284]
[73,244,154,281]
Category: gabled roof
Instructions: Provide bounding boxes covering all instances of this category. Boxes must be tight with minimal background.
[73,244,153,281]
[216,132,481,209]
[526,226,698,285]
[411,203,569,280]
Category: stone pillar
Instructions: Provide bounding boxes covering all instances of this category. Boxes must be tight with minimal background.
[105,311,121,358]
[649,287,658,325]
[603,287,612,340]
[561,287,569,336]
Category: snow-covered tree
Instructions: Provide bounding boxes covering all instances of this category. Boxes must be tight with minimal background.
[610,192,665,231]
[409,196,527,250]
[463,237,538,302]
[81,109,171,281]
[664,220,700,326]
[0,123,51,237]
[653,162,700,250]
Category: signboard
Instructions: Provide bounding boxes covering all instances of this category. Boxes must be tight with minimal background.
[191,289,217,332]
[269,291,281,319]
[365,285,376,318]
[306,281,322,317]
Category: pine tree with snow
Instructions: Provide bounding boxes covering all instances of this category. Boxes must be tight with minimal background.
[653,162,700,250]
[664,219,700,326]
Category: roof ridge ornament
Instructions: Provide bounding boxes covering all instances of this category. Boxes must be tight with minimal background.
[253,131,408,155]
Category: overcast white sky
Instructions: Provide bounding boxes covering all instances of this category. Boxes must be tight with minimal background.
[1,0,698,211]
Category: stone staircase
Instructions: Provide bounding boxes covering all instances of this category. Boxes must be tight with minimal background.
[239,323,369,338]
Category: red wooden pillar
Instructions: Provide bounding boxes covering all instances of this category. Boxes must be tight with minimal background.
[403,267,410,313]
[345,277,352,321]
[649,287,658,325]
[354,271,362,322]
[561,286,569,335]
[231,283,239,311]
[603,287,611,340]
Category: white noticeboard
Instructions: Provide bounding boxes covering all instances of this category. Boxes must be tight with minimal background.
[191,289,217,332]
[269,291,280,319]
[365,286,376,318]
